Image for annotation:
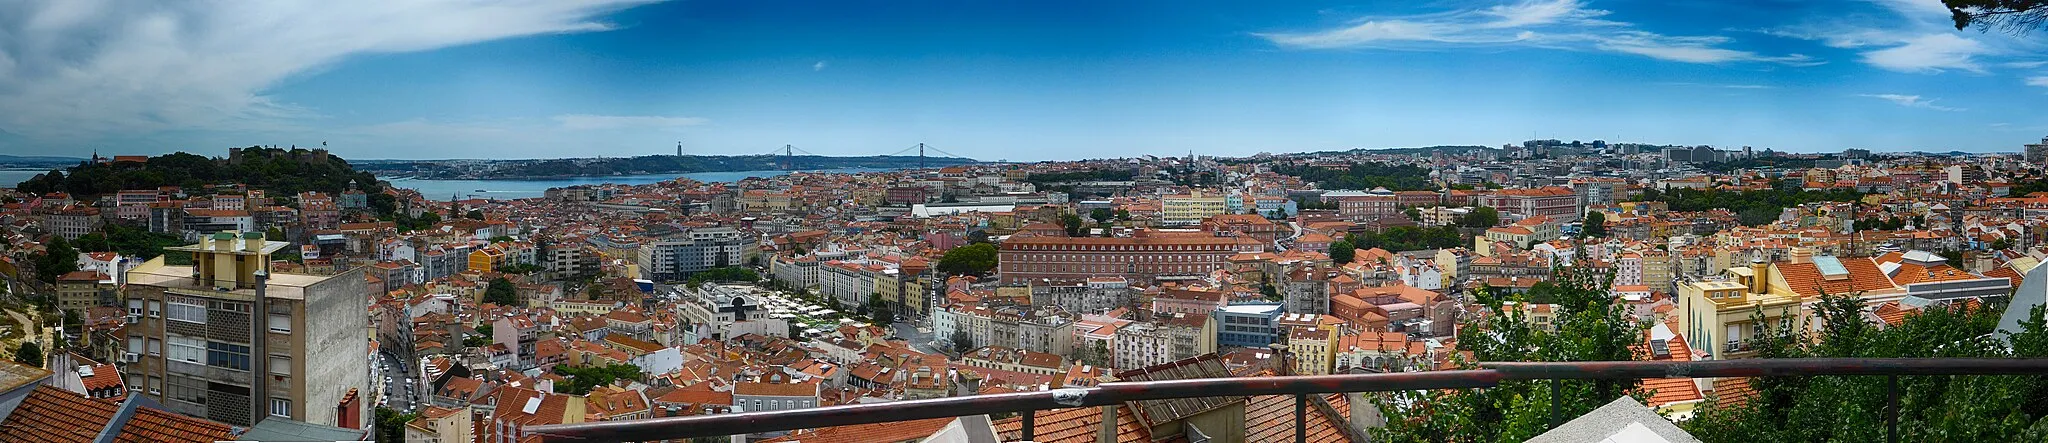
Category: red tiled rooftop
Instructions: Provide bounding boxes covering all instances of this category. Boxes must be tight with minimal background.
[0,386,235,443]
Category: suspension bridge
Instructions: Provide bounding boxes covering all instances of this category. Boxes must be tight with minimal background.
[731,143,978,170]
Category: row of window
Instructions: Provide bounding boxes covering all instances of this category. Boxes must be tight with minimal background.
[1007,244,1232,252]
[1010,253,1221,263]
[132,297,294,333]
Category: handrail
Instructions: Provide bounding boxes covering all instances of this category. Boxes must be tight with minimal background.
[520,358,2048,442]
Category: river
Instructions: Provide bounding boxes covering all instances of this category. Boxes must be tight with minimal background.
[391,168,892,200]
[0,170,47,189]
[1,168,889,200]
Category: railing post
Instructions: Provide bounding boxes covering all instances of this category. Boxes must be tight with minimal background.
[1295,393,1308,443]
[1022,409,1035,441]
[1548,378,1562,429]
[1886,375,1899,443]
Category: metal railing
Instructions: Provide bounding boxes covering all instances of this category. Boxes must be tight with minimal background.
[521,358,2048,443]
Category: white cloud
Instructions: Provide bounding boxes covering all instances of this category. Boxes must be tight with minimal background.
[2027,76,2048,87]
[1858,93,1965,111]
[1258,0,1807,65]
[553,114,710,130]
[2006,61,2048,68]
[0,0,664,142]
[1757,1,2013,74]
[813,61,828,71]
[1478,0,1612,28]
[1596,32,1817,64]
[1859,33,1988,73]
[1659,82,1776,89]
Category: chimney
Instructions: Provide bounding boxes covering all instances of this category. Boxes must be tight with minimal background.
[249,269,270,426]
[1789,247,1812,265]
[1748,257,1768,295]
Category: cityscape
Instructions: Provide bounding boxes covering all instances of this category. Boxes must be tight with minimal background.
[5,1,2048,443]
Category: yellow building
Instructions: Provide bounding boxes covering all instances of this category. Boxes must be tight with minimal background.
[467,246,505,273]
[1161,189,1227,227]
[1287,327,1334,375]
[1676,262,1801,360]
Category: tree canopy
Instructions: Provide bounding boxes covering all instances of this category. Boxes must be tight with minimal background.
[1946,0,2048,32]
[552,363,642,395]
[33,236,79,284]
[1683,295,2048,441]
[1346,226,1466,253]
[1461,206,1501,228]
[1271,162,1435,191]
[16,148,379,198]
[12,342,42,367]
[1639,183,1862,227]
[1373,266,1643,441]
[74,223,184,262]
[687,267,759,286]
[1061,213,1086,237]
[483,277,520,307]
[1329,240,1357,264]
[938,243,998,276]
[1582,211,1607,238]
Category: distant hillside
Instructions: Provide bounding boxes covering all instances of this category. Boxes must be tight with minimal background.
[1350,145,1495,155]
[14,147,380,198]
[0,154,86,168]
[365,154,978,180]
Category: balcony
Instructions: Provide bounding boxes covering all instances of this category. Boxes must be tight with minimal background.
[520,358,2048,442]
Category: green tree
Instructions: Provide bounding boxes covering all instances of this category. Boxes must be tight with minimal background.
[482,277,519,307]
[465,209,485,220]
[1946,0,2048,32]
[1582,211,1607,237]
[867,294,894,326]
[1329,240,1357,264]
[374,406,419,443]
[1682,294,2048,442]
[1460,206,1500,228]
[12,342,41,367]
[1404,206,1422,221]
[1090,208,1113,224]
[33,236,80,283]
[950,330,975,353]
[552,363,643,395]
[937,243,998,276]
[1061,213,1086,237]
[1372,266,1643,441]
[687,267,760,286]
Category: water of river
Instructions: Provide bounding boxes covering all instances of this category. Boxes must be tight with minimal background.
[2,168,891,200]
[391,168,891,200]
[0,170,47,189]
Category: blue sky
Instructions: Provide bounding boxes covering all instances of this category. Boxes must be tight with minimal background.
[2,0,2045,161]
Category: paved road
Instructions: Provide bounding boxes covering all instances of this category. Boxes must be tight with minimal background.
[378,351,419,413]
[892,322,946,355]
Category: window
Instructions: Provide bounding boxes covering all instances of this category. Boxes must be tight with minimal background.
[146,338,162,356]
[148,301,161,318]
[164,375,204,404]
[128,336,143,354]
[270,355,290,376]
[148,376,162,395]
[128,299,143,317]
[166,296,206,323]
[269,313,291,334]
[207,342,250,370]
[168,336,205,363]
[270,398,290,417]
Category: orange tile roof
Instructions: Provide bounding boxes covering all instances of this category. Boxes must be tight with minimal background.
[0,386,236,443]
[759,416,955,443]
[1773,258,1894,297]
[1710,377,1757,408]
[1246,394,1354,443]
[993,406,1160,443]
